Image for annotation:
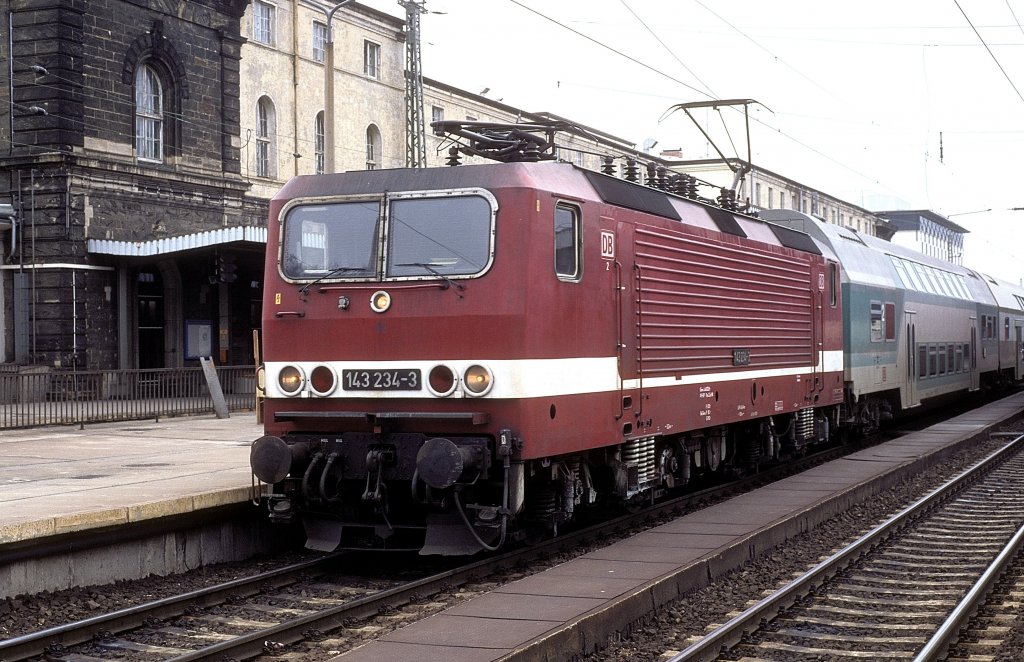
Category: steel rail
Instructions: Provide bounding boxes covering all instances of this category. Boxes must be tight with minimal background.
[163,550,516,662]
[914,507,1024,660]
[0,555,342,661]
[667,431,1024,662]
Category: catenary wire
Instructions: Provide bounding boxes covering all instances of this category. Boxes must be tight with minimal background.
[953,0,1024,107]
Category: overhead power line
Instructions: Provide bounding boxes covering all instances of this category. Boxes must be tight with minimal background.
[505,0,713,100]
[953,0,1024,107]
[617,0,718,98]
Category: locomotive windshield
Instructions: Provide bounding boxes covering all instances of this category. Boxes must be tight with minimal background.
[281,193,493,281]
[282,201,380,279]
[387,196,491,277]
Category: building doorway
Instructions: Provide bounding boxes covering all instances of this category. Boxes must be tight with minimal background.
[137,270,164,369]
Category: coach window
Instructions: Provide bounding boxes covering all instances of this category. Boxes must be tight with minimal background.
[905,262,926,292]
[884,302,896,341]
[554,203,582,281]
[918,345,927,378]
[891,259,912,290]
[870,301,883,342]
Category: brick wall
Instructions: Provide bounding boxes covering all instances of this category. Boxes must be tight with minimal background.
[0,0,256,370]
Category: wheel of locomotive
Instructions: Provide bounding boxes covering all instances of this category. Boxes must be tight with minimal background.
[703,431,731,475]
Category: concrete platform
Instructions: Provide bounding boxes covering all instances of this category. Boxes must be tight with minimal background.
[334,391,1024,662]
[0,414,267,597]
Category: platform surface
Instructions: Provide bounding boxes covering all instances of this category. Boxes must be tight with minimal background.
[0,414,261,545]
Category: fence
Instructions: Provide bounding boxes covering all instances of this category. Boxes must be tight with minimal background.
[0,365,257,430]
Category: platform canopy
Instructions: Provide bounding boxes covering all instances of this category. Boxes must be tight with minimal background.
[87,226,267,257]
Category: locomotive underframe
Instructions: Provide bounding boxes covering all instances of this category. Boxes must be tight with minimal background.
[256,404,842,555]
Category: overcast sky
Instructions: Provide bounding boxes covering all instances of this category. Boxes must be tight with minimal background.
[361,0,1024,283]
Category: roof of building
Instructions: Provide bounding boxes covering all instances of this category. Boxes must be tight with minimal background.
[423,77,636,150]
[874,209,970,234]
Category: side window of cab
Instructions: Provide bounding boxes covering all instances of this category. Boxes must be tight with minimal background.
[557,204,581,282]
[554,203,581,281]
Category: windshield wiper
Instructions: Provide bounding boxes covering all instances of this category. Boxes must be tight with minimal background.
[396,262,466,297]
[298,266,364,297]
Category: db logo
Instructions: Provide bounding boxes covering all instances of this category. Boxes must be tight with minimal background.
[601,231,615,259]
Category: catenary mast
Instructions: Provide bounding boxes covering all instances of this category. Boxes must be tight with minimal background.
[401,0,427,168]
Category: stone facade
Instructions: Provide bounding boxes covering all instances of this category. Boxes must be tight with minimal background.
[0,0,259,370]
[238,0,407,198]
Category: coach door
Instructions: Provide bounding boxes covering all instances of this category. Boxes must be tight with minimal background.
[1016,324,1023,380]
[970,322,980,391]
[904,311,919,407]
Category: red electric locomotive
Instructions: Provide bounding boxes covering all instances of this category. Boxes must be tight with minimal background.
[250,122,846,554]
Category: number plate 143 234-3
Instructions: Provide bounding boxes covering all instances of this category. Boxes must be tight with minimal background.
[342,369,421,391]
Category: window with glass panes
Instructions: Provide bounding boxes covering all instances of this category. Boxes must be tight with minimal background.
[135,63,163,162]
[253,1,274,45]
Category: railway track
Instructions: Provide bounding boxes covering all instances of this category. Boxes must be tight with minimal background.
[671,431,1024,662]
[945,560,1024,660]
[1,437,865,662]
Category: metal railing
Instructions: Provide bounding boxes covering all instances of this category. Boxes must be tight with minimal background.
[0,365,257,429]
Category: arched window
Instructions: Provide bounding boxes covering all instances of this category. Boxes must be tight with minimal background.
[256,96,276,178]
[135,63,163,162]
[365,124,381,170]
[314,111,325,175]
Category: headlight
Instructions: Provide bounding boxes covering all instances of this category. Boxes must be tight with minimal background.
[309,365,337,396]
[278,365,305,395]
[463,364,493,396]
[428,364,458,397]
[370,290,391,313]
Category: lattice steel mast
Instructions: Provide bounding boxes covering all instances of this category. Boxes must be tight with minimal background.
[401,0,427,168]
